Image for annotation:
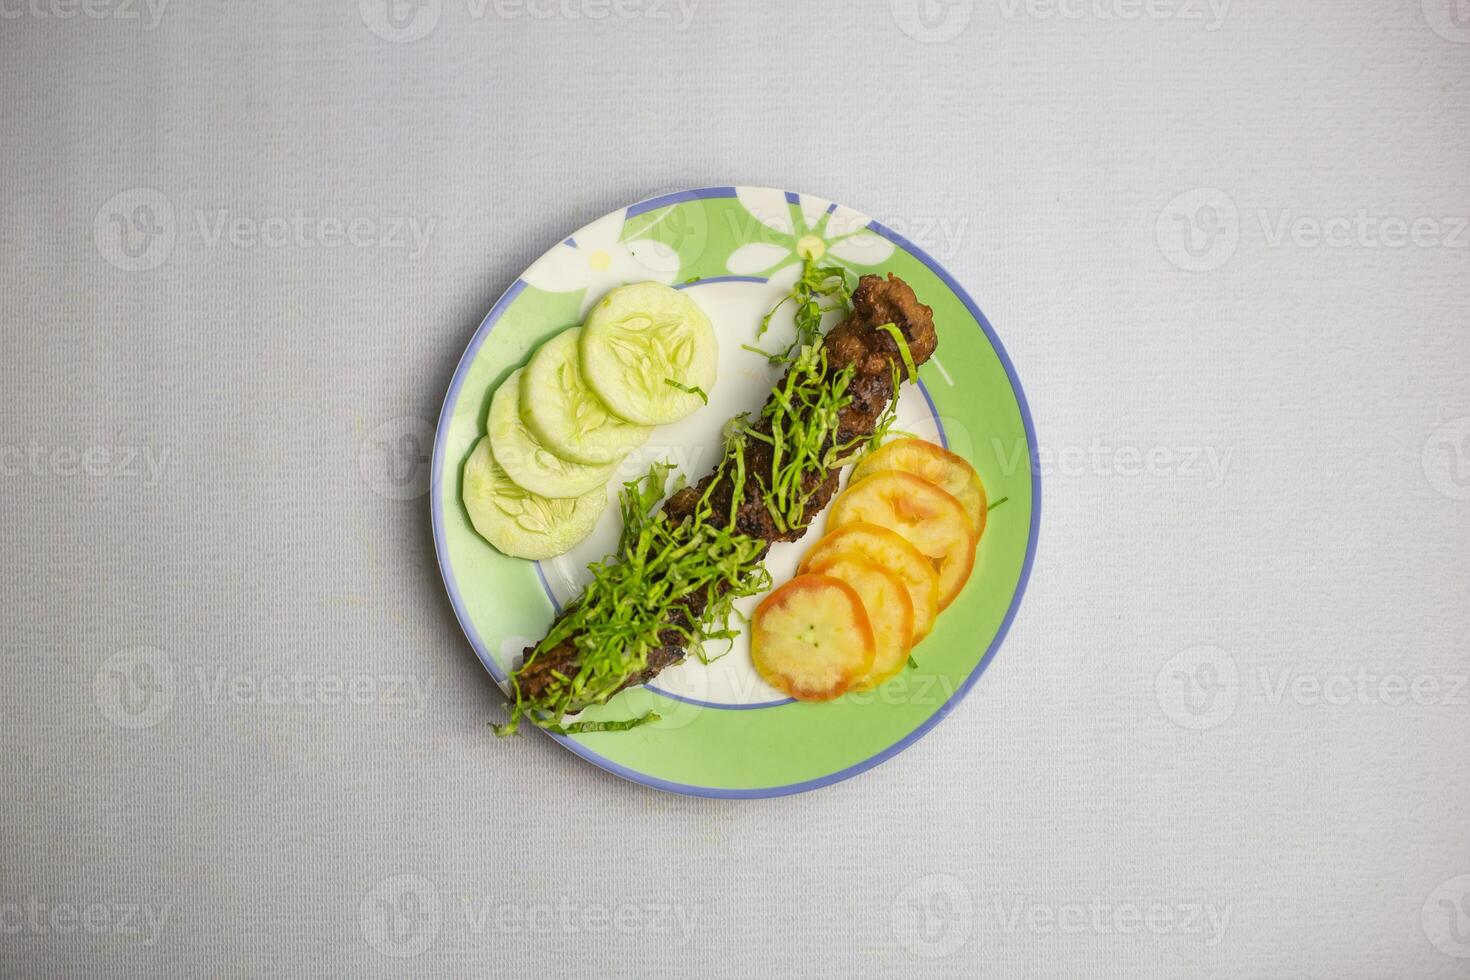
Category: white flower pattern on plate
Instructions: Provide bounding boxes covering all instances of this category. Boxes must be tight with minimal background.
[520,208,680,316]
[724,188,895,285]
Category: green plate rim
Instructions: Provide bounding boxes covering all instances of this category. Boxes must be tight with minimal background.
[429,186,1041,798]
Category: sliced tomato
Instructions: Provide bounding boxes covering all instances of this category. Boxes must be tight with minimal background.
[808,556,914,690]
[751,574,875,702]
[851,438,987,534]
[828,471,977,609]
[799,522,940,642]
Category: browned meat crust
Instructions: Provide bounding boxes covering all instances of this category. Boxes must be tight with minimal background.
[514,274,936,704]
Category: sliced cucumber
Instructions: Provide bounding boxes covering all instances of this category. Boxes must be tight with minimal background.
[520,327,652,465]
[488,368,615,498]
[462,437,606,560]
[580,282,718,426]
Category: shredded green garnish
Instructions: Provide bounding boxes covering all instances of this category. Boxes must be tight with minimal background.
[699,412,752,530]
[496,463,770,736]
[664,378,709,404]
[731,343,898,535]
[987,495,1009,512]
[748,258,853,365]
[907,655,919,670]
[875,321,918,382]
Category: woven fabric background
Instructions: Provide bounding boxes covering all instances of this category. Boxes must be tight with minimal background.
[2,1,1468,976]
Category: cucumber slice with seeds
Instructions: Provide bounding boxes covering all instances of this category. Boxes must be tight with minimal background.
[462,437,605,560]
[521,327,651,465]
[488,368,615,498]
[580,282,717,426]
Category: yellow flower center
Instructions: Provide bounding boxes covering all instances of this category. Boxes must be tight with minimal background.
[588,249,612,271]
[796,235,825,260]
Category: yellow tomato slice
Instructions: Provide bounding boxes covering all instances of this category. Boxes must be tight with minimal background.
[806,556,914,691]
[828,471,977,610]
[850,438,987,534]
[798,522,940,642]
[752,574,875,702]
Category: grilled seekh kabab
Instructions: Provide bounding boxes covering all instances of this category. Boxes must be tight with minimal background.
[500,271,936,734]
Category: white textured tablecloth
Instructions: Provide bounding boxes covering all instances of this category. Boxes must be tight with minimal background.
[2,1,1468,976]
